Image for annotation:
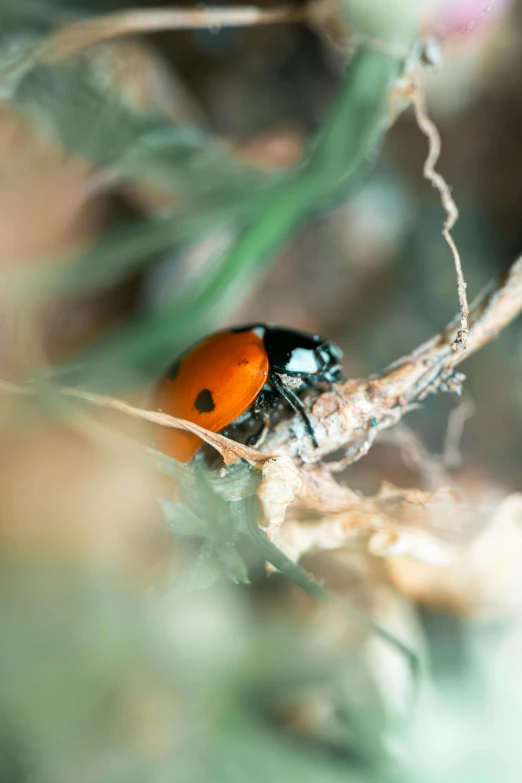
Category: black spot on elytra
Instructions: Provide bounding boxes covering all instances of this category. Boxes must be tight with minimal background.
[194,388,215,414]
[166,357,181,380]
[237,358,249,366]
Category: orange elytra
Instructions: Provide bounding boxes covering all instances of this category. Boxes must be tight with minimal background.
[155,328,269,463]
[155,324,344,464]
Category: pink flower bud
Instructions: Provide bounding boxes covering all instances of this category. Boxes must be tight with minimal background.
[428,0,511,39]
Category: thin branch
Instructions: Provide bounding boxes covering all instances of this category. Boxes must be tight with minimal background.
[261,254,522,465]
[443,397,476,469]
[378,422,449,488]
[411,79,469,352]
[0,380,265,467]
[29,5,307,65]
[1,257,521,471]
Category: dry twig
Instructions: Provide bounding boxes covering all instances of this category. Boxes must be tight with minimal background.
[410,79,469,352]
[276,480,469,567]
[1,258,520,574]
[0,379,264,467]
[378,423,449,488]
[1,257,521,472]
[260,254,522,465]
[23,5,307,66]
[443,397,476,469]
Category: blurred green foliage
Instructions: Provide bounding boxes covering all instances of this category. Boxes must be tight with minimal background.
[3,2,518,783]
[159,459,328,597]
[0,3,419,776]
[3,39,402,388]
[0,564,414,783]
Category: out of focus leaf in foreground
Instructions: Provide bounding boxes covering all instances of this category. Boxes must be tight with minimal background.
[67,46,403,388]
[0,40,405,389]
[0,564,409,783]
[160,461,327,598]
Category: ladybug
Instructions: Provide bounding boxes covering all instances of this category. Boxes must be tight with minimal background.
[155,324,343,463]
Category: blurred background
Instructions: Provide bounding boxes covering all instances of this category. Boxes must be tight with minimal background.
[2,1,522,782]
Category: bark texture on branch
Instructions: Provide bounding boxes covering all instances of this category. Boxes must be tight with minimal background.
[260,255,522,466]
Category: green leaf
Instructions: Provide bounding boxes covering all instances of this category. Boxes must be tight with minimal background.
[161,465,253,588]
[212,542,250,585]
[0,1,60,34]
[186,540,250,589]
[1,46,273,306]
[202,718,388,783]
[208,460,261,502]
[151,447,193,483]
[160,464,325,597]
[231,497,329,601]
[53,45,406,389]
[8,50,267,198]
[160,499,210,538]
[184,540,226,590]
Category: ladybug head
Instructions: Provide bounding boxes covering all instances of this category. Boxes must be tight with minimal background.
[262,326,344,383]
[315,339,344,383]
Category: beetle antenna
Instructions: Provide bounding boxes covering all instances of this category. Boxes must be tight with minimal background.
[271,373,319,448]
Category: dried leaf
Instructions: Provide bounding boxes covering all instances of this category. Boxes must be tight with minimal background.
[277,480,470,567]
[258,456,304,539]
[388,492,522,617]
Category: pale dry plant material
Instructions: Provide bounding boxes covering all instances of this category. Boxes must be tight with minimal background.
[1,255,521,472]
[387,493,522,617]
[275,475,522,618]
[0,379,264,467]
[275,479,469,568]
[443,397,476,468]
[0,253,521,580]
[254,256,522,574]
[378,422,449,488]
[410,78,469,352]
[260,254,522,466]
[258,456,304,540]
[261,457,482,572]
[18,5,307,68]
[6,0,414,74]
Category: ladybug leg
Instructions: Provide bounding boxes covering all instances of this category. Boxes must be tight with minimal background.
[270,373,319,448]
[246,389,276,447]
[307,378,329,393]
[246,417,269,448]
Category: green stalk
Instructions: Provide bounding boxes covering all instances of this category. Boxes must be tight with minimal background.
[58,46,403,388]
